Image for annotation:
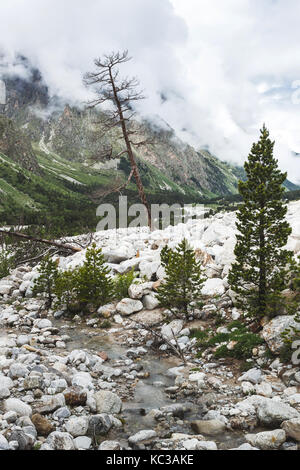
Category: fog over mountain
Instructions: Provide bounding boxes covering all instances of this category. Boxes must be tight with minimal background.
[0,0,300,182]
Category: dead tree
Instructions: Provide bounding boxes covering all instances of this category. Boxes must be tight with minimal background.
[84,50,152,229]
[131,319,187,364]
[0,229,81,253]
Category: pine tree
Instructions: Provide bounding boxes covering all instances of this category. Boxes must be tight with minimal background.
[33,255,59,308]
[293,257,300,295]
[157,238,205,319]
[228,125,294,320]
[75,244,114,309]
[54,268,79,312]
[113,268,136,301]
[0,248,14,280]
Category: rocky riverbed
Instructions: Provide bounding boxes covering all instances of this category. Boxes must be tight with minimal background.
[0,202,300,451]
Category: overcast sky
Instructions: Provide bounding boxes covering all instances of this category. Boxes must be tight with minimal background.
[0,0,300,182]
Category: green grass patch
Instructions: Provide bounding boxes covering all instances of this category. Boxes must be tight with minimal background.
[192,321,264,360]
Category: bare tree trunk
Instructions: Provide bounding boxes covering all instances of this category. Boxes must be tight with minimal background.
[0,230,82,253]
[109,66,152,229]
[85,51,153,229]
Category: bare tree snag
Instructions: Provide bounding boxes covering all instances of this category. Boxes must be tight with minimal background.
[131,319,187,364]
[0,230,82,253]
[84,50,152,229]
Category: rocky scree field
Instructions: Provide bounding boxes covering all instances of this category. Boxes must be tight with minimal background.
[0,201,300,451]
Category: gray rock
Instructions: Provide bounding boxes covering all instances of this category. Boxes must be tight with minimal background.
[286,393,300,405]
[16,416,34,427]
[130,309,164,327]
[262,315,299,353]
[8,430,35,450]
[191,419,226,436]
[139,260,160,280]
[203,410,228,425]
[0,374,13,390]
[201,278,225,296]
[35,394,65,414]
[35,319,52,329]
[0,337,16,348]
[161,404,187,418]
[53,407,71,420]
[23,426,37,439]
[281,418,300,442]
[3,411,17,423]
[88,414,113,436]
[196,441,218,450]
[238,368,262,385]
[117,258,140,275]
[6,314,19,325]
[245,429,286,450]
[182,438,201,450]
[165,367,185,378]
[255,382,273,398]
[126,347,147,359]
[257,399,300,426]
[24,376,43,390]
[0,282,14,295]
[161,320,184,340]
[8,441,20,451]
[0,434,9,450]
[231,443,259,450]
[65,416,89,437]
[4,398,32,417]
[116,298,143,316]
[0,387,10,399]
[97,303,116,318]
[103,250,130,264]
[74,436,92,450]
[99,440,122,450]
[142,293,160,310]
[16,335,30,347]
[72,372,93,390]
[128,282,153,300]
[50,379,67,393]
[46,431,75,450]
[94,391,122,414]
[9,363,28,379]
[241,381,256,395]
[128,430,157,445]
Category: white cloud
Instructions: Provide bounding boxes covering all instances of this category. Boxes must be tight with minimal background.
[170,0,300,182]
[0,0,299,182]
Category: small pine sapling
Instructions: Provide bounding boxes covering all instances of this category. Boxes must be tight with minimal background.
[157,238,205,319]
[33,255,59,307]
[75,244,114,310]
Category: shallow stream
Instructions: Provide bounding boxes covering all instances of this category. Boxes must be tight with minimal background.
[56,322,247,449]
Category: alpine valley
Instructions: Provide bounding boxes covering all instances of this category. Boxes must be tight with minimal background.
[1,57,298,235]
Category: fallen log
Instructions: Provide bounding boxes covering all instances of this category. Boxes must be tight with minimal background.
[0,229,82,253]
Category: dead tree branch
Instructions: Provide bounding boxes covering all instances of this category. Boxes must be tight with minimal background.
[97,169,134,201]
[131,319,187,364]
[0,230,82,253]
[15,248,59,267]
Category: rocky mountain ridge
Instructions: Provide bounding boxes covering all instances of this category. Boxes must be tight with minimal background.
[0,58,279,194]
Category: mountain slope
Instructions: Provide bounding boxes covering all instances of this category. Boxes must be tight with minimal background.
[0,60,250,198]
[0,57,298,234]
[0,115,39,172]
